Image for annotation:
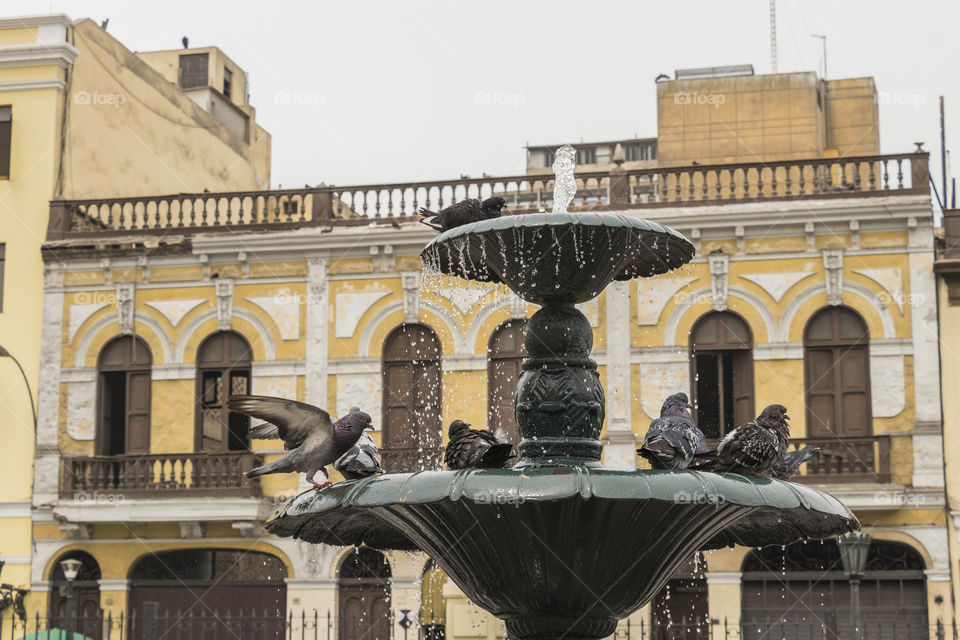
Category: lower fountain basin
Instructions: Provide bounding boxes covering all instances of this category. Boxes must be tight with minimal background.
[421,213,695,304]
[266,468,857,640]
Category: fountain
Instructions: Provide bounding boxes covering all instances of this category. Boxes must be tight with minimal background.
[266,145,858,640]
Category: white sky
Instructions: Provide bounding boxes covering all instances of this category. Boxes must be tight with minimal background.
[9,0,960,204]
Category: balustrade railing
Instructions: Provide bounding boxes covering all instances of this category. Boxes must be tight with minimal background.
[47,152,929,240]
[788,435,892,483]
[61,451,263,498]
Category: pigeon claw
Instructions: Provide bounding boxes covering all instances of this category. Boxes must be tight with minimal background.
[313,480,332,490]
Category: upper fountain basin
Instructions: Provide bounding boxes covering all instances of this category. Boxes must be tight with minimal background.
[421,213,695,304]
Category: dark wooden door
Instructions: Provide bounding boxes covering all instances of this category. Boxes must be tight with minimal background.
[487,320,526,444]
[804,307,871,437]
[381,325,442,471]
[339,549,392,640]
[50,551,102,639]
[97,336,152,456]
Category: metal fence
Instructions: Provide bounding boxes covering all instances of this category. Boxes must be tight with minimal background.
[0,611,954,640]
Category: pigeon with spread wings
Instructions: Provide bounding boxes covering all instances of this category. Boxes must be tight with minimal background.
[228,395,373,488]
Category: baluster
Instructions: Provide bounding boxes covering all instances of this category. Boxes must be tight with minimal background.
[729,168,737,199]
[674,171,682,201]
[688,172,696,200]
[756,167,764,197]
[897,158,904,188]
[713,170,721,200]
[882,159,890,190]
[771,166,778,195]
[784,165,792,195]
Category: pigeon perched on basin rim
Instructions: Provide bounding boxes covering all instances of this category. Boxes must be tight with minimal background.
[704,404,791,476]
[334,431,384,480]
[419,196,509,232]
[637,392,710,470]
[444,420,514,470]
[227,395,373,488]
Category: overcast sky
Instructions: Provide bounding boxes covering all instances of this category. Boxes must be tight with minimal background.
[10,0,960,201]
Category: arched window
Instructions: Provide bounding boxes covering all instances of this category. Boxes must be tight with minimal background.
[195,331,252,452]
[804,307,871,437]
[741,539,927,638]
[339,548,391,640]
[50,550,101,638]
[97,335,152,456]
[689,312,754,439]
[487,320,526,444]
[129,549,286,638]
[381,324,442,472]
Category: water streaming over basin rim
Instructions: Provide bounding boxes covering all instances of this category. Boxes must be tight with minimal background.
[265,467,859,552]
[420,213,696,303]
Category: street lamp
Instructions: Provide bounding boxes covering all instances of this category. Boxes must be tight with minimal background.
[397,609,414,640]
[0,345,37,433]
[60,558,83,639]
[838,532,872,640]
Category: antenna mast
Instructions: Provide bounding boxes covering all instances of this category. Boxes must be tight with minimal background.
[769,0,778,73]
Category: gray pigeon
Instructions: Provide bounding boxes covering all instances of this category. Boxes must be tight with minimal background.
[444,420,514,470]
[637,393,710,470]
[419,197,508,232]
[770,446,821,480]
[228,395,373,488]
[334,431,384,480]
[703,404,791,476]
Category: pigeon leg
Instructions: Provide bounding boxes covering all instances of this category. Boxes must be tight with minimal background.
[312,467,331,490]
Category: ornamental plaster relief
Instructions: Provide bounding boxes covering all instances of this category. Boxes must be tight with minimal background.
[245,296,302,340]
[335,291,391,338]
[739,272,815,303]
[143,299,206,327]
[68,303,109,342]
[636,277,697,325]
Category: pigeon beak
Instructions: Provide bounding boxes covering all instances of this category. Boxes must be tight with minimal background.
[784,413,791,421]
[465,423,472,428]
[364,424,375,431]
[685,403,693,409]
[501,206,511,216]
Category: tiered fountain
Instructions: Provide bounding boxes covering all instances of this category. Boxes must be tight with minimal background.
[266,146,858,640]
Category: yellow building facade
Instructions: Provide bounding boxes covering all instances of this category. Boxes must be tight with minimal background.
[0,12,269,612]
[31,144,948,637]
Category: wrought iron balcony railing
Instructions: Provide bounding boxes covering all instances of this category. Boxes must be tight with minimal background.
[60,451,264,499]
[46,151,929,240]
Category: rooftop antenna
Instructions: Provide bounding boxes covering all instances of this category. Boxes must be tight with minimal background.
[811,34,827,79]
[769,0,778,73]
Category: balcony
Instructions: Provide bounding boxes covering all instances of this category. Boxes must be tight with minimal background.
[788,435,892,484]
[60,451,264,499]
[45,151,929,241]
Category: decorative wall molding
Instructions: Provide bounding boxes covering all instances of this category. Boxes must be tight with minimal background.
[336,291,391,339]
[215,279,234,330]
[739,272,815,303]
[401,271,420,323]
[68,302,109,342]
[821,249,844,306]
[116,283,135,335]
[245,296,301,340]
[854,268,903,313]
[707,253,729,311]
[143,299,206,327]
[636,277,697,326]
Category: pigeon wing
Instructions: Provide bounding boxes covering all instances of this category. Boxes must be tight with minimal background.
[227,395,332,450]
[717,424,779,471]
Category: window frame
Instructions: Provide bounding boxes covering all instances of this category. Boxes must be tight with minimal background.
[0,105,11,180]
[178,53,209,89]
[193,331,253,453]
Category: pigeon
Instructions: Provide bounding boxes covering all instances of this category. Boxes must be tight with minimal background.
[637,392,710,470]
[333,408,384,480]
[770,446,822,480]
[444,420,514,470]
[227,395,373,488]
[703,405,791,476]
[418,197,509,232]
